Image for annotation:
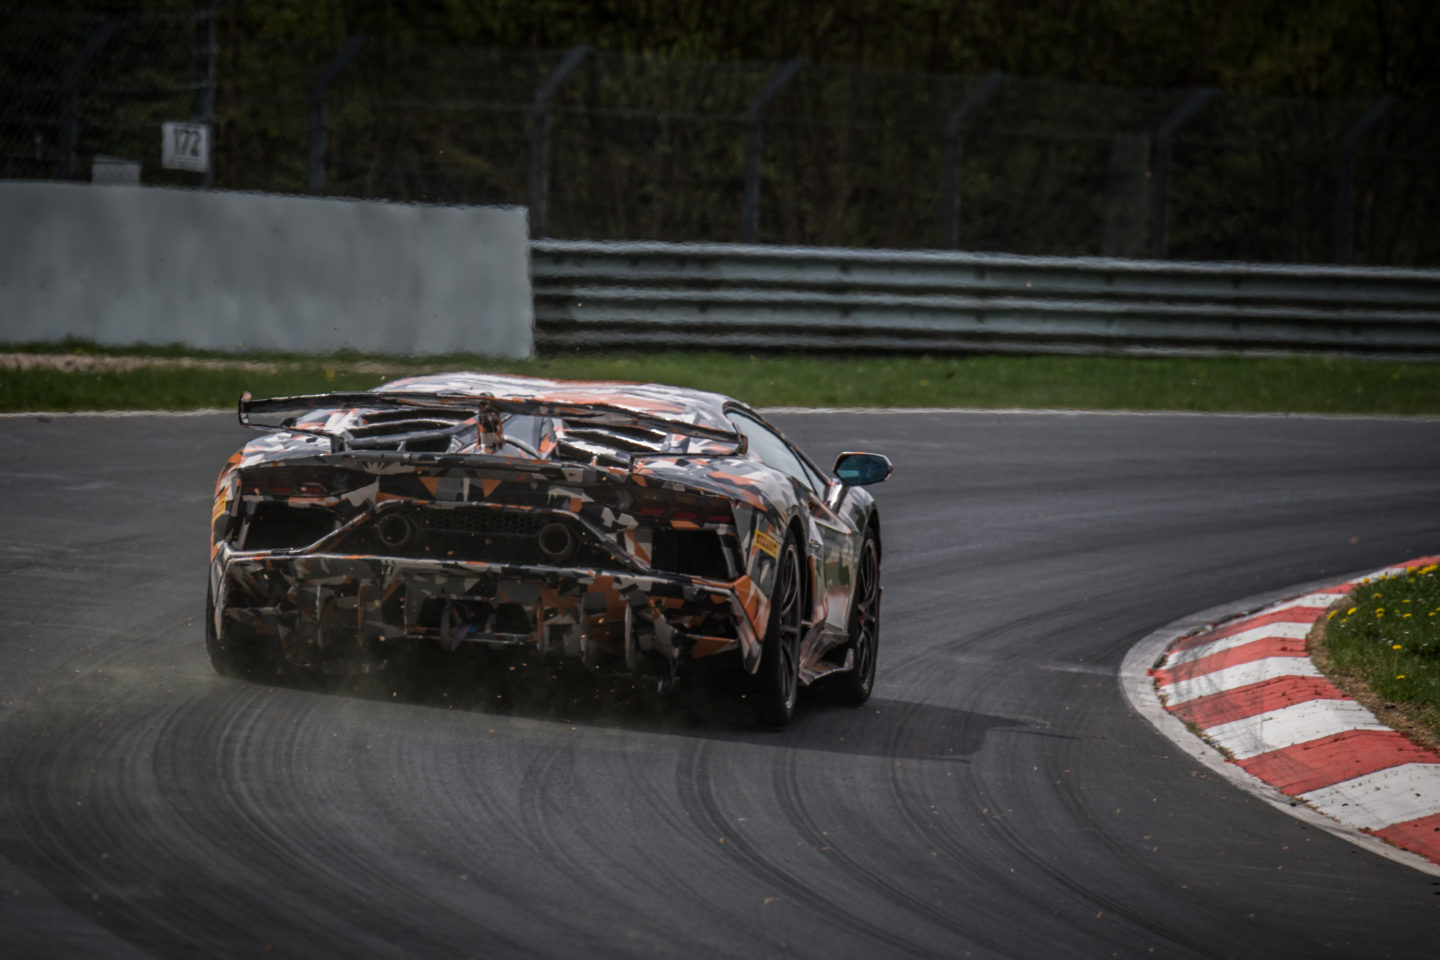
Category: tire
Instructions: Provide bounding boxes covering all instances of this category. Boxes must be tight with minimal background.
[204,586,281,681]
[832,529,880,705]
[752,533,803,728]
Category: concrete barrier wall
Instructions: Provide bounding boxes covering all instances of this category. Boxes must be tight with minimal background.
[0,182,533,358]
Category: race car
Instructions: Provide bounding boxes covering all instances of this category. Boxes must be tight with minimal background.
[206,373,890,726]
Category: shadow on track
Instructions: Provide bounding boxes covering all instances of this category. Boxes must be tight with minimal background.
[250,646,1043,762]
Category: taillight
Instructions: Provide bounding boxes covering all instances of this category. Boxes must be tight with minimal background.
[670,509,734,524]
[242,466,365,499]
[632,495,733,527]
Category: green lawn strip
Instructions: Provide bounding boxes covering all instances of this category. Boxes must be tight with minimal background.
[1318,564,1440,748]
[3,342,1440,414]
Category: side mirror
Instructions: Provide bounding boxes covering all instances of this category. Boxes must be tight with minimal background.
[832,452,892,486]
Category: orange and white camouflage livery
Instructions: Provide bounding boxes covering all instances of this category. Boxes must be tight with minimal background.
[206,373,890,725]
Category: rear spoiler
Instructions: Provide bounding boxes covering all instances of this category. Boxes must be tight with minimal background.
[238,390,741,453]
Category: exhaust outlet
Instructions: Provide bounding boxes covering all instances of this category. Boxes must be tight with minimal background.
[537,522,576,562]
[376,513,413,548]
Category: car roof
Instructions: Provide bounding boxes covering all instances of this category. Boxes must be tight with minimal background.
[376,372,739,435]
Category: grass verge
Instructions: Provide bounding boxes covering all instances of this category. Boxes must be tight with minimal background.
[1314,563,1440,750]
[4,340,1440,414]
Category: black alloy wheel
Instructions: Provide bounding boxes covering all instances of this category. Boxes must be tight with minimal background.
[754,534,803,728]
[833,530,880,705]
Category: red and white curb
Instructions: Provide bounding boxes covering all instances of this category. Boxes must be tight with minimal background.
[1121,558,1440,876]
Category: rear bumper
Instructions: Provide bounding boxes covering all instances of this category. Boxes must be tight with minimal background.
[211,547,761,675]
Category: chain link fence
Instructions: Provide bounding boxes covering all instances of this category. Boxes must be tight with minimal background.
[4,7,1438,266]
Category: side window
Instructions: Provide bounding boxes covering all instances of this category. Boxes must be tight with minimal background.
[794,448,829,492]
[729,412,819,493]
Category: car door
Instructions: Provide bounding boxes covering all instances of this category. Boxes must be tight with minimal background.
[727,411,857,639]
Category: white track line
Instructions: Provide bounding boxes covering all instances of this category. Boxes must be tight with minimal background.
[762,406,1440,421]
[2,406,1437,422]
[0,409,230,418]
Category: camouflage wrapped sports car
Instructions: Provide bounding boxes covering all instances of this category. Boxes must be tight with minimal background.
[206,373,890,726]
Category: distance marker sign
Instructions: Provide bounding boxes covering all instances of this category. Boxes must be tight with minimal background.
[162,122,209,173]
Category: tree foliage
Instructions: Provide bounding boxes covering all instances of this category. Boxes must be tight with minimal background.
[219,0,1440,99]
[7,1,1437,262]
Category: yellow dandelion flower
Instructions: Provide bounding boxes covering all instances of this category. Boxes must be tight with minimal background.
[1327,610,1337,620]
[1346,607,1357,615]
[1394,644,1404,649]
[1404,613,1413,619]
[1397,674,1406,680]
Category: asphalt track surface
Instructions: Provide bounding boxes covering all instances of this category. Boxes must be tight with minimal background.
[3,410,1440,959]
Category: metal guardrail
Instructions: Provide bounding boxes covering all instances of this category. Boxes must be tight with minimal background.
[531,240,1440,356]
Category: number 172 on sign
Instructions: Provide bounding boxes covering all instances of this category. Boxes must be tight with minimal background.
[162,122,210,173]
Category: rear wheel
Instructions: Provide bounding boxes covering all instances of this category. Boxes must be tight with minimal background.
[832,530,880,705]
[204,587,282,682]
[752,534,803,728]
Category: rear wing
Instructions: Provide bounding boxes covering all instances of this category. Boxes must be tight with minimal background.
[238,390,741,454]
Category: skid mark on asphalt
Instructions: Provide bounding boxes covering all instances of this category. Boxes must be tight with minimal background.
[675,735,935,957]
